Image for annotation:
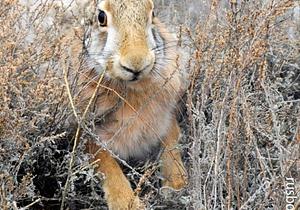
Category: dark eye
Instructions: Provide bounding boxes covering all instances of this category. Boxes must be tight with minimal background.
[152,11,155,18]
[98,10,107,26]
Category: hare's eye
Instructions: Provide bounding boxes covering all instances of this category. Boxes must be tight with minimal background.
[98,10,107,26]
[152,11,155,18]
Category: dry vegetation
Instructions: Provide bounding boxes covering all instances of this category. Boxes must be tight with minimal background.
[0,0,299,209]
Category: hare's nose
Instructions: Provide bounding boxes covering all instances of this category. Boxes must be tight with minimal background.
[119,48,154,73]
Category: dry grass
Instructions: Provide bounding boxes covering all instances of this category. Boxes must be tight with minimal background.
[0,0,299,209]
[183,0,300,209]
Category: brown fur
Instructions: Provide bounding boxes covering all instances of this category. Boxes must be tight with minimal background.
[63,0,188,209]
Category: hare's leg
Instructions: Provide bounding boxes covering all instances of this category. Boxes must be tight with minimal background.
[161,120,188,190]
[89,145,143,210]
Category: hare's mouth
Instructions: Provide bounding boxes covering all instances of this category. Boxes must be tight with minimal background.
[123,70,147,83]
[114,63,154,82]
[129,75,139,82]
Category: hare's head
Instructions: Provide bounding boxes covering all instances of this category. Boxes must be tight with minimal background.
[86,0,176,87]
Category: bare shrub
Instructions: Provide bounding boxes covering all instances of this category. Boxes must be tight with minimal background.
[183,0,300,209]
[0,1,100,209]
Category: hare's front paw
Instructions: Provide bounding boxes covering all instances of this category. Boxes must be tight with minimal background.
[104,182,144,210]
[160,168,187,199]
[162,164,188,190]
[106,194,143,210]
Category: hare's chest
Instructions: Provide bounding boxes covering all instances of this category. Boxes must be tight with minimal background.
[96,99,173,159]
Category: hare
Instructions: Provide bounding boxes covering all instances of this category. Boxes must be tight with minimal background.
[66,0,188,209]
